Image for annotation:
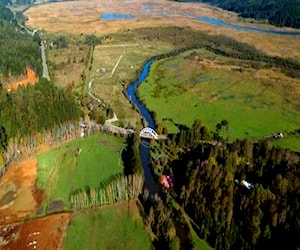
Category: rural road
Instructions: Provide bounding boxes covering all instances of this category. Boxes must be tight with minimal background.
[40,41,50,81]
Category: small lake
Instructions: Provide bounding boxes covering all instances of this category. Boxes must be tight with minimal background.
[101,13,135,20]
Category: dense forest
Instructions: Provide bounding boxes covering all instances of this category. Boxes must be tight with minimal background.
[175,0,300,28]
[0,20,42,77]
[0,3,13,21]
[144,120,300,249]
[0,79,81,139]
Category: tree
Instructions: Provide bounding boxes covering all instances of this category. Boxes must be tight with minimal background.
[0,124,7,151]
[122,133,142,175]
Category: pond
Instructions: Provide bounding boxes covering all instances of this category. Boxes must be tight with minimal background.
[101,13,135,20]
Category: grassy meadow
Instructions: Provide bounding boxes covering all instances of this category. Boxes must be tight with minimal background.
[37,133,125,208]
[138,49,300,148]
[63,201,152,250]
[90,40,175,128]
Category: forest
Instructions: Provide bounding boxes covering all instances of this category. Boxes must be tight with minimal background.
[0,79,81,140]
[144,120,300,249]
[0,20,42,77]
[175,0,300,28]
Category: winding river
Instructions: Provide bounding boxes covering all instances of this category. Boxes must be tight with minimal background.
[126,58,160,193]
[125,15,300,192]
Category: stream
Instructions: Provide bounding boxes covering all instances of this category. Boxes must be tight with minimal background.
[126,58,160,193]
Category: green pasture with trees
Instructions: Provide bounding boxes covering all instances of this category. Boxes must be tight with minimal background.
[138,49,300,149]
[37,133,125,209]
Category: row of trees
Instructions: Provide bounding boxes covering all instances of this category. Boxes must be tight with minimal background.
[70,173,144,209]
[175,0,300,28]
[148,119,300,249]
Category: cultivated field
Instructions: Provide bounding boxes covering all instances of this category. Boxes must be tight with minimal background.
[138,49,300,146]
[63,201,151,250]
[36,133,125,211]
[25,0,300,60]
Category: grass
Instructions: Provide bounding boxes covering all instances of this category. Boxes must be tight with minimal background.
[63,200,152,250]
[138,49,300,145]
[46,37,90,89]
[37,133,125,207]
[89,40,174,128]
[272,134,300,153]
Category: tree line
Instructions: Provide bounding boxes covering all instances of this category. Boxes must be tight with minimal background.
[174,0,300,28]
[146,119,300,249]
[131,27,300,79]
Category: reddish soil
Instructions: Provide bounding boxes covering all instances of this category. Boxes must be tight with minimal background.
[4,67,39,91]
[0,154,70,250]
[0,157,38,224]
[0,213,70,250]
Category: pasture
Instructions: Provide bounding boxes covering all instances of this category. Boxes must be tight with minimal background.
[36,133,125,209]
[89,41,174,128]
[63,200,152,250]
[138,49,300,146]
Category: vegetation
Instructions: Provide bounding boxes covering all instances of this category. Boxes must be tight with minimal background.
[147,120,300,249]
[0,4,13,21]
[0,21,42,77]
[175,0,300,28]
[37,133,125,209]
[0,79,81,139]
[138,49,300,147]
[122,133,142,175]
[71,173,143,209]
[129,27,300,78]
[63,201,152,250]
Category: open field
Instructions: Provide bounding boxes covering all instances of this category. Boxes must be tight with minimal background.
[47,40,90,89]
[273,134,300,153]
[63,200,151,250]
[138,49,300,146]
[36,133,125,210]
[90,41,175,128]
[25,0,300,60]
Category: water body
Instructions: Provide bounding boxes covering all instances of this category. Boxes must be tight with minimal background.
[198,16,300,36]
[101,13,135,20]
[126,58,160,193]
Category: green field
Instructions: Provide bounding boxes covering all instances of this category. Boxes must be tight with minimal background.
[138,49,300,148]
[90,40,175,128]
[63,201,152,250]
[273,134,300,153]
[37,133,125,208]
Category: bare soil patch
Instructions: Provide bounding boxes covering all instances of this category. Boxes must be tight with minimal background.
[3,68,39,91]
[0,213,70,250]
[0,157,38,224]
[25,0,300,60]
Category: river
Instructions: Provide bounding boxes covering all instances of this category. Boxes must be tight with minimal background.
[126,58,160,193]
[125,14,300,192]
